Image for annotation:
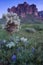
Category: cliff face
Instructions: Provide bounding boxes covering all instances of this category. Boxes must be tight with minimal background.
[7,2,38,18]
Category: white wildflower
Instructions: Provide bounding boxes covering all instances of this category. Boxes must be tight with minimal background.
[6,42,15,48]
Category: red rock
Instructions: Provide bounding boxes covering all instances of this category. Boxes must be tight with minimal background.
[7,2,38,17]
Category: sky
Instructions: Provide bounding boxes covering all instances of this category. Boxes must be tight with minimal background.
[0,0,43,18]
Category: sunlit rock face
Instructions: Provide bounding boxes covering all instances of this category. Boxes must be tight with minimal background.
[3,12,20,33]
[7,2,38,17]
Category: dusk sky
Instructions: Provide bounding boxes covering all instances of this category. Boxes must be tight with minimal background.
[0,0,43,18]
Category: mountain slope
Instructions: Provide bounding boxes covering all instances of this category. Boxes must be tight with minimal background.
[38,11,43,17]
[21,14,43,24]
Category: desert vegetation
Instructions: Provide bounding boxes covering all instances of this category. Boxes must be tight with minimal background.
[0,21,43,65]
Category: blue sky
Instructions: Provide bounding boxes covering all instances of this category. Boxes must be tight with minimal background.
[0,0,43,18]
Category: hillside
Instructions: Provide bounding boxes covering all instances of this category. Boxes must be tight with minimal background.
[0,14,43,24]
[0,24,43,65]
[20,14,43,24]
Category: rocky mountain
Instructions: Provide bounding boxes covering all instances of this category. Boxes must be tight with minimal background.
[7,2,38,18]
[0,2,43,24]
[38,11,43,17]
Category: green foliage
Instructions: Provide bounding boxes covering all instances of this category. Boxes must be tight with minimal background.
[21,14,43,24]
[0,29,10,40]
[33,24,43,31]
[0,24,43,65]
[0,41,43,65]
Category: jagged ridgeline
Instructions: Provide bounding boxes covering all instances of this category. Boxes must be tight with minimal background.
[7,2,38,17]
[0,2,43,24]
[7,2,43,23]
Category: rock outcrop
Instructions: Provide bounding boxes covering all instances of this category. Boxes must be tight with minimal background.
[7,2,38,18]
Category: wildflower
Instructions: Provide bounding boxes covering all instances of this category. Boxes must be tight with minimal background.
[20,37,27,42]
[11,54,16,61]
[32,47,35,53]
[6,42,15,48]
